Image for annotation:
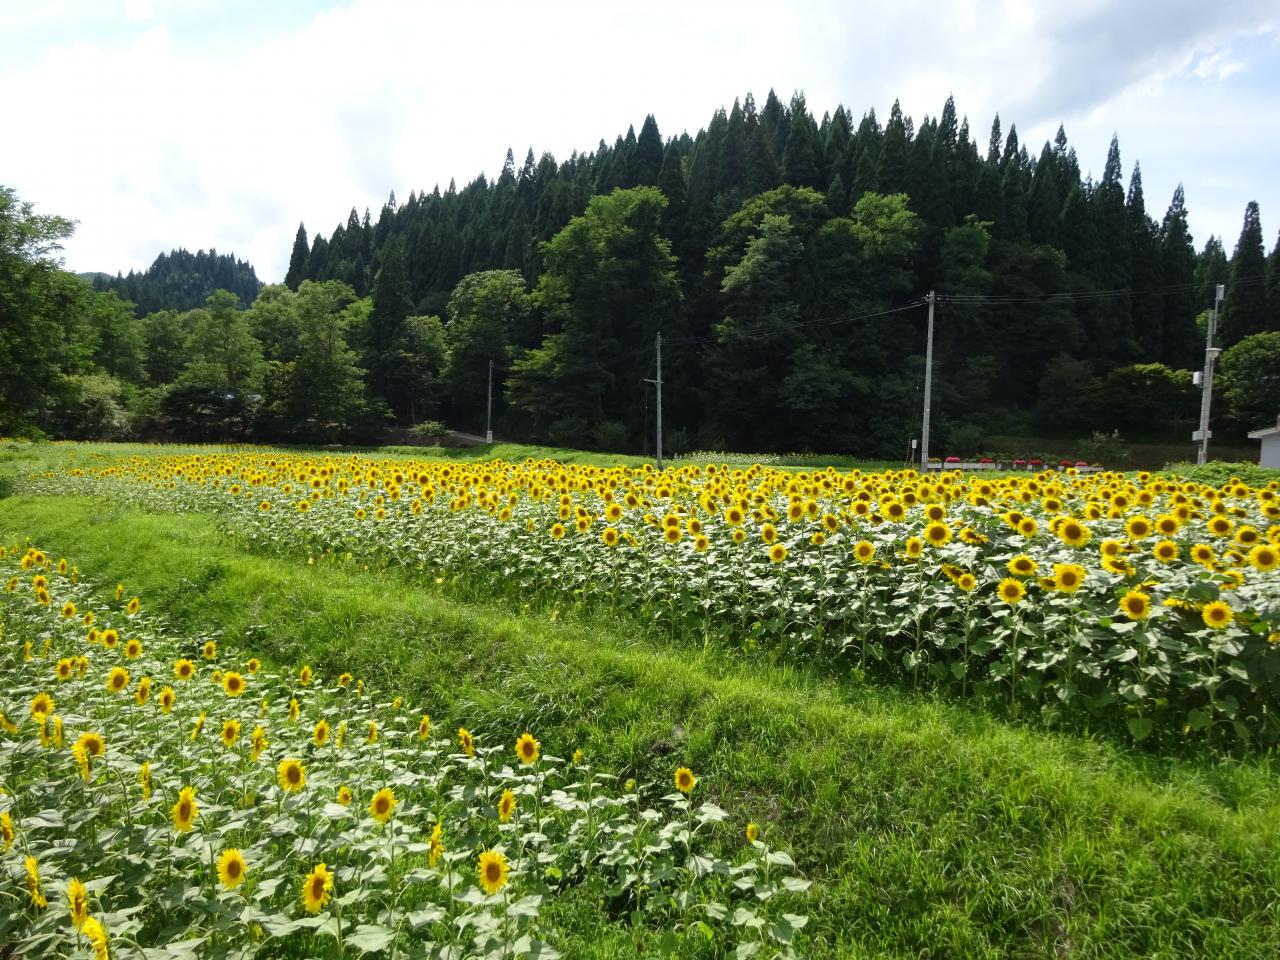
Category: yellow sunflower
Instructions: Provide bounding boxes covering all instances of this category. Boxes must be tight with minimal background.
[106,667,130,694]
[222,671,246,697]
[67,876,89,930]
[277,758,306,792]
[674,766,697,794]
[83,916,109,960]
[30,691,54,720]
[923,521,952,547]
[997,577,1026,605]
[428,822,444,867]
[477,849,510,896]
[220,718,240,749]
[302,863,334,913]
[458,727,475,757]
[1059,519,1090,547]
[217,848,247,890]
[498,788,516,823]
[1249,543,1278,572]
[171,786,198,832]
[1007,555,1037,578]
[1124,516,1153,540]
[1052,564,1086,593]
[369,787,397,824]
[515,732,541,765]
[1201,600,1233,630]
[1119,589,1152,621]
[26,856,48,909]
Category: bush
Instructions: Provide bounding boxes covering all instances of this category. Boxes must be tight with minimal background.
[408,420,448,442]
[1163,461,1280,488]
[1079,430,1130,466]
[589,419,630,453]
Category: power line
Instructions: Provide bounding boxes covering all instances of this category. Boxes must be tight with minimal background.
[937,272,1266,305]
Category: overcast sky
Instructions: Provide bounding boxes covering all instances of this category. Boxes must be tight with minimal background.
[3,0,1278,284]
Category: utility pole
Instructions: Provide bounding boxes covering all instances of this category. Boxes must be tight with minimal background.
[1195,284,1225,465]
[485,359,494,444]
[644,332,664,468]
[920,291,935,472]
[655,332,663,469]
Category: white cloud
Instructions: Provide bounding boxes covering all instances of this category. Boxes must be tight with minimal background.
[2,0,1277,284]
[124,0,154,23]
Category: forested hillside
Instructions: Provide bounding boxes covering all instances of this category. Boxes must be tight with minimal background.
[3,91,1278,452]
[93,248,261,315]
[289,91,1280,452]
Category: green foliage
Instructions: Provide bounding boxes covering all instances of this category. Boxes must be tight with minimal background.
[443,270,531,432]
[0,186,87,434]
[508,187,681,448]
[1163,460,1280,487]
[179,290,263,394]
[1218,331,1280,429]
[1079,429,1130,465]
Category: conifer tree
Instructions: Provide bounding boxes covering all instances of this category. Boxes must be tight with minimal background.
[1160,185,1199,368]
[1221,201,1270,346]
[781,93,821,189]
[633,115,664,186]
[284,223,309,291]
[1127,163,1164,359]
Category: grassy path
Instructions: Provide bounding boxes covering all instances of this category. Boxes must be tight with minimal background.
[3,493,1280,957]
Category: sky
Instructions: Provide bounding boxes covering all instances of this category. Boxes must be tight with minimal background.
[3,0,1278,284]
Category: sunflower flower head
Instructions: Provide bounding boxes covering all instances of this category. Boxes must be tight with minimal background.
[428,821,445,867]
[217,848,247,890]
[171,786,198,833]
[369,787,397,824]
[674,766,697,794]
[67,876,89,930]
[515,732,540,765]
[277,758,306,792]
[302,863,334,914]
[477,849,510,896]
[498,788,517,823]
[1201,599,1233,630]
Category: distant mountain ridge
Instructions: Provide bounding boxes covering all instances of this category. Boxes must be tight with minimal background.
[92,248,261,315]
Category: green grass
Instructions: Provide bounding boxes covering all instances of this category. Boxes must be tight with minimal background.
[3,488,1280,958]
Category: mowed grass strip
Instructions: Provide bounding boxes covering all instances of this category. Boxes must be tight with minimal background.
[3,494,1280,959]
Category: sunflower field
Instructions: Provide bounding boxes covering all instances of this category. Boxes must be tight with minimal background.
[0,544,812,959]
[31,452,1280,747]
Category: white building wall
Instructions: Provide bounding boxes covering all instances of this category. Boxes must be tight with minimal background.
[1262,435,1280,469]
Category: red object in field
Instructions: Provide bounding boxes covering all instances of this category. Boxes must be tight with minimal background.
[1059,460,1072,466]
[1075,460,1088,466]
[980,457,993,463]
[945,456,961,463]
[1013,459,1026,465]
[1029,458,1043,465]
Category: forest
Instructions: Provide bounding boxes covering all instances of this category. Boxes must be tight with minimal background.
[3,90,1278,454]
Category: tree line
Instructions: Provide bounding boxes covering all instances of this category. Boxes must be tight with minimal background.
[3,90,1278,453]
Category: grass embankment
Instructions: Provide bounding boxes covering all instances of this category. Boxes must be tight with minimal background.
[3,491,1280,958]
